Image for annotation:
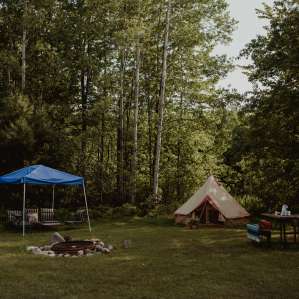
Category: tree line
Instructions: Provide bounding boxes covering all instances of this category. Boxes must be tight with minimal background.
[0,0,298,213]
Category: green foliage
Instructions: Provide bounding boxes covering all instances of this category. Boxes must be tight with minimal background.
[225,0,299,208]
[0,94,34,169]
[0,0,239,210]
[236,195,266,216]
[112,203,139,218]
[55,208,72,222]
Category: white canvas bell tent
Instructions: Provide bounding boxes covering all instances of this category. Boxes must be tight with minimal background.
[174,176,249,225]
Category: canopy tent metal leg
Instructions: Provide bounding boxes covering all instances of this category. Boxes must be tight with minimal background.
[22,183,26,236]
[83,182,92,232]
[51,185,55,210]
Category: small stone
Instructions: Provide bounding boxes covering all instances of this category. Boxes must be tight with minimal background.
[123,240,132,249]
[71,255,78,258]
[102,248,110,254]
[90,238,100,244]
[77,250,84,256]
[39,251,50,255]
[50,232,65,245]
[27,246,38,252]
[95,245,104,251]
[32,248,42,255]
[42,245,52,251]
[86,253,94,256]
[64,254,70,257]
[107,244,113,251]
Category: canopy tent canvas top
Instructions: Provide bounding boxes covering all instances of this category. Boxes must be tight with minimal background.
[0,164,83,185]
[174,175,249,224]
[0,165,91,235]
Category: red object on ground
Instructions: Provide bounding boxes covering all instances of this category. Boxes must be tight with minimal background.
[259,219,272,230]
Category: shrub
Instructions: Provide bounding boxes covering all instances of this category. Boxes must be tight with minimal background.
[236,195,265,216]
[55,208,71,221]
[112,203,139,218]
[89,205,113,219]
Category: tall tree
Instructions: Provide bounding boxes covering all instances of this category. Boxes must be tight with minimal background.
[21,0,27,92]
[131,42,141,203]
[226,0,299,207]
[152,0,171,198]
[0,0,236,208]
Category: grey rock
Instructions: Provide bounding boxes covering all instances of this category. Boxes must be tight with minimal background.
[42,245,52,251]
[123,240,132,249]
[32,248,42,255]
[102,248,110,254]
[50,232,65,245]
[90,238,100,244]
[27,246,39,252]
[77,250,84,256]
[95,245,104,252]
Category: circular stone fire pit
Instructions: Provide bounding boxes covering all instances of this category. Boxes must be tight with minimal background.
[52,241,95,255]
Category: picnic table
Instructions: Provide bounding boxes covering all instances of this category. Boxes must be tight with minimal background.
[261,213,299,247]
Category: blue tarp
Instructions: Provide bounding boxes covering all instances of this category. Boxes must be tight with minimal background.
[0,165,84,185]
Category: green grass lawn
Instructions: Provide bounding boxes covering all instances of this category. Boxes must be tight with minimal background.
[1,219,299,299]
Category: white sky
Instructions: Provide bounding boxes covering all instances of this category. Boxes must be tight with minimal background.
[214,0,275,93]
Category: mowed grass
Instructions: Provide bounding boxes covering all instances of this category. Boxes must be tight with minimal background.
[1,219,299,299]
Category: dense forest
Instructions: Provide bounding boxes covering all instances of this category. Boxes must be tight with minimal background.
[0,0,298,215]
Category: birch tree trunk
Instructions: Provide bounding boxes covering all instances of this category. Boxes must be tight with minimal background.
[131,43,141,203]
[152,0,171,197]
[117,49,125,202]
[80,68,89,176]
[146,83,154,187]
[80,40,90,177]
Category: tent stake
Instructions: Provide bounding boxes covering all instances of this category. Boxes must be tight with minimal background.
[83,182,92,232]
[22,183,26,237]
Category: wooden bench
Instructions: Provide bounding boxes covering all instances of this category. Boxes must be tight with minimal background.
[39,208,63,227]
[7,209,39,226]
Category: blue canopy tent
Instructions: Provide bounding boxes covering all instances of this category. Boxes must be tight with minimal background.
[0,165,91,235]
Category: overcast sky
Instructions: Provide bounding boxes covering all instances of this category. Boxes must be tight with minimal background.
[214,0,275,93]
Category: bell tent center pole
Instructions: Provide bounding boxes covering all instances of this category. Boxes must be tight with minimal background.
[83,182,92,232]
[22,183,26,237]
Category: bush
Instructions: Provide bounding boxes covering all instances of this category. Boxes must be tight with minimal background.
[89,205,113,219]
[236,195,266,216]
[55,208,71,221]
[112,203,139,218]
